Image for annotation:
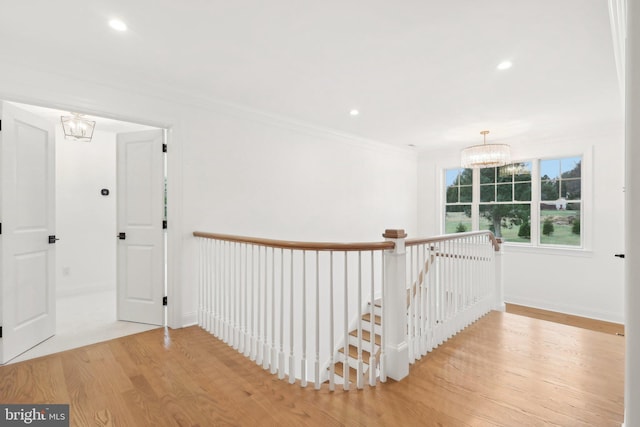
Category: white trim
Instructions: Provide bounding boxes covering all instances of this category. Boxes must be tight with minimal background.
[0,91,183,330]
[502,244,593,258]
[182,311,198,328]
[440,148,592,251]
[608,0,627,99]
[0,62,410,158]
[506,297,624,324]
[56,283,114,298]
[165,125,183,329]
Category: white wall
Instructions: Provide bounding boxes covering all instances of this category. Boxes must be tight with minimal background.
[0,63,418,327]
[418,126,626,322]
[182,107,419,325]
[55,128,116,296]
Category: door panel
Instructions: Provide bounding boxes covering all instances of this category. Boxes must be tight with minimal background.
[117,129,164,325]
[0,101,56,364]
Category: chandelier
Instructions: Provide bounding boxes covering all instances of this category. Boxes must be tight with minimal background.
[460,130,511,168]
[61,113,96,142]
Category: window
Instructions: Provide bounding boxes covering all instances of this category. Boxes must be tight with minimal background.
[479,162,532,243]
[445,168,472,233]
[540,156,581,246]
[444,156,583,247]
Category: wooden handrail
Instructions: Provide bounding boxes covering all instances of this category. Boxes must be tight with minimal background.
[193,231,395,252]
[406,230,501,252]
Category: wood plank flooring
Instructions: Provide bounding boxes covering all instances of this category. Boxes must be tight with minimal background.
[0,311,624,426]
[506,303,625,336]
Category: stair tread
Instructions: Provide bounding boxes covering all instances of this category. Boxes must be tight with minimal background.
[362,313,381,325]
[334,361,359,384]
[350,329,381,346]
[339,344,372,360]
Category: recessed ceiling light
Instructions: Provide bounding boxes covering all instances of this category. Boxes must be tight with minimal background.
[349,109,359,116]
[109,19,127,32]
[497,61,512,70]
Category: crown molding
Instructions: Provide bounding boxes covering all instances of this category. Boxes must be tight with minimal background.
[0,59,414,158]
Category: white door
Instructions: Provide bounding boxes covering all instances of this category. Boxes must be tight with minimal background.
[117,129,165,325]
[0,102,56,364]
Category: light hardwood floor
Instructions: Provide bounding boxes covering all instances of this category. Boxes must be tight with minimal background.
[506,303,625,336]
[0,311,624,426]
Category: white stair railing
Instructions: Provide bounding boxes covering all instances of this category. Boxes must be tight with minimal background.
[405,231,502,364]
[193,229,502,390]
[193,231,393,390]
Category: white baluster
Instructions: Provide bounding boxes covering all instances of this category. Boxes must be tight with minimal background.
[197,239,202,327]
[278,248,285,380]
[257,246,264,366]
[329,252,335,391]
[224,241,230,343]
[314,251,320,390]
[243,244,250,356]
[379,251,386,383]
[343,252,349,391]
[211,240,216,336]
[232,242,238,350]
[263,246,270,370]
[369,251,376,387]
[356,251,363,390]
[250,245,257,362]
[301,251,307,387]
[271,247,277,374]
[269,248,278,374]
[289,249,295,385]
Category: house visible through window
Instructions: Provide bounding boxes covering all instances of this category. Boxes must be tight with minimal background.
[540,156,581,246]
[444,156,582,247]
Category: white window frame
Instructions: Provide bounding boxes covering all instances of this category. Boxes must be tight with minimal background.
[440,148,592,253]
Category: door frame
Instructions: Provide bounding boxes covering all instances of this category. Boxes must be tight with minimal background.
[0,95,182,329]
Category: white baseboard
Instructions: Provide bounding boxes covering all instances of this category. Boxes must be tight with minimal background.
[56,283,115,298]
[505,296,624,324]
[182,311,198,327]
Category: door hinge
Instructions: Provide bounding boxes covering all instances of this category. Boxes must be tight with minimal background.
[0,119,2,132]
[0,326,3,338]
[163,296,168,306]
[0,222,2,235]
[162,143,167,153]
[163,220,167,229]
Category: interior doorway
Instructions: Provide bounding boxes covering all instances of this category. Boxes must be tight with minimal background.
[3,101,166,364]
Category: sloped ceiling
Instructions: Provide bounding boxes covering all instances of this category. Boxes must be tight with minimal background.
[0,0,623,149]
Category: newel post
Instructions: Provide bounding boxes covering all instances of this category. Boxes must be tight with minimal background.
[382,229,409,381]
[494,238,506,311]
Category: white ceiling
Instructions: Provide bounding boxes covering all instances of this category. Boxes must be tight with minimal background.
[9,102,156,134]
[0,0,623,150]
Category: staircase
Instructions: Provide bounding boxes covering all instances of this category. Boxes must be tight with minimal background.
[329,253,435,387]
[195,230,502,390]
[331,300,382,386]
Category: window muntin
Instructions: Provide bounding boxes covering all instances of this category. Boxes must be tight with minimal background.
[443,157,583,248]
[478,163,532,243]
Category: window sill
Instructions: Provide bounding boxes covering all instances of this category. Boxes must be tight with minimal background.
[502,243,593,257]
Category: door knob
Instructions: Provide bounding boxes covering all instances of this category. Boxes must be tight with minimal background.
[117,232,126,240]
[615,254,625,259]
